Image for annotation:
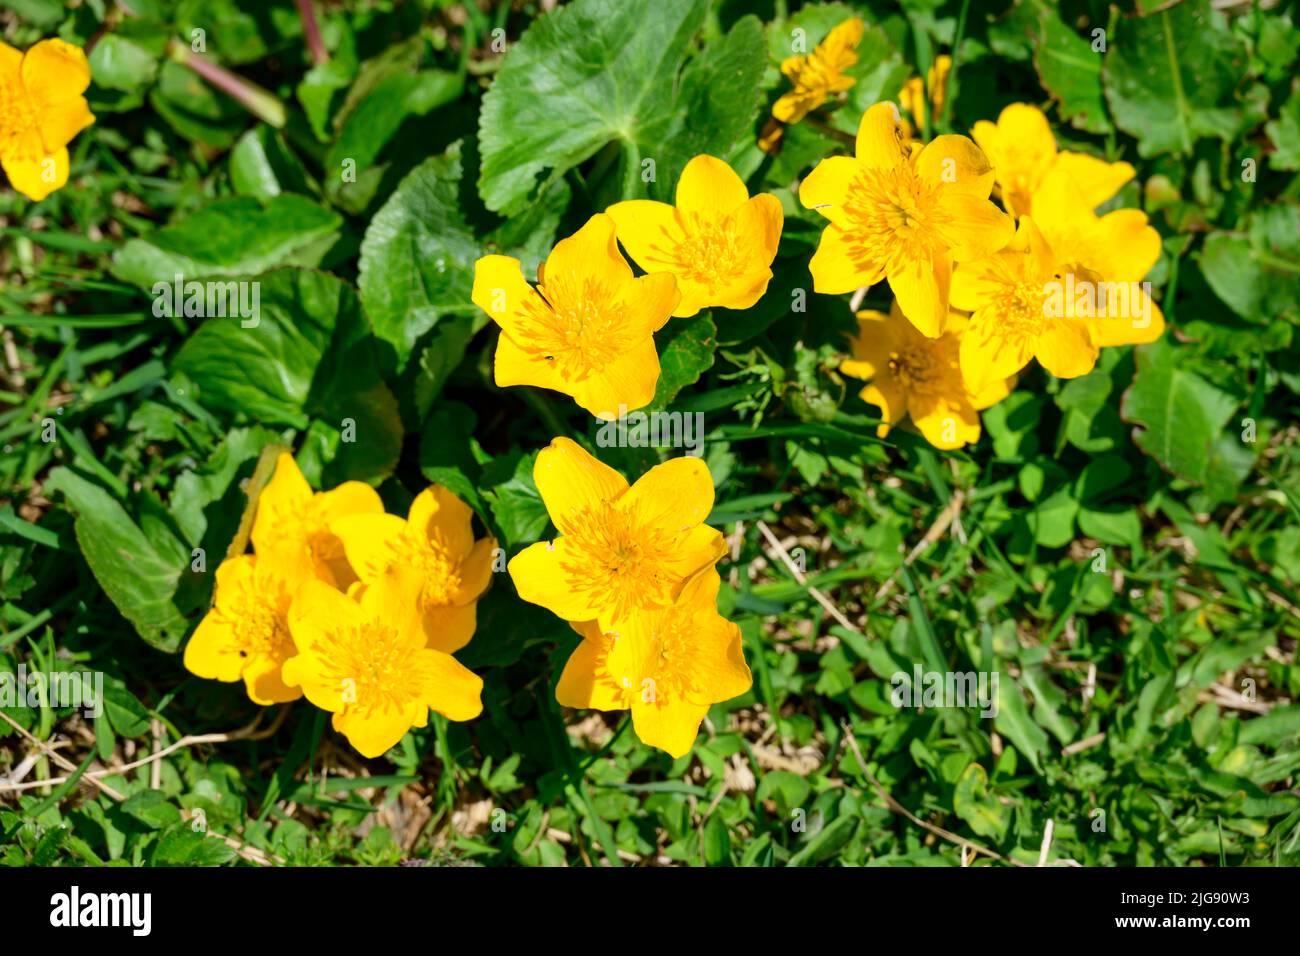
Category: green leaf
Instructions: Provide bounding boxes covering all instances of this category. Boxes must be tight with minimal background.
[477,0,710,214]
[172,269,402,485]
[43,468,190,653]
[1121,339,1254,500]
[649,313,717,409]
[953,763,1010,841]
[112,195,342,289]
[1199,204,1300,325]
[87,33,160,92]
[1102,0,1255,157]
[1034,9,1111,134]
[481,451,550,548]
[1266,79,1300,171]
[357,142,568,371]
[229,127,313,200]
[149,60,249,149]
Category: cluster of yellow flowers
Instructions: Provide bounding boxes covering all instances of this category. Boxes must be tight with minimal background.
[471,154,784,418]
[185,453,494,757]
[0,38,95,201]
[770,20,1163,449]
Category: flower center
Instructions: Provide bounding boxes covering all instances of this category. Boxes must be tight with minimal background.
[888,346,936,391]
[314,622,423,714]
[385,535,462,608]
[231,591,294,664]
[841,164,950,273]
[672,215,742,290]
[0,83,40,161]
[558,501,679,620]
[515,275,635,382]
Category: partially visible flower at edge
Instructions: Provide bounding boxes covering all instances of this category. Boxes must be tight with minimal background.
[772,17,865,126]
[898,54,952,143]
[0,38,95,202]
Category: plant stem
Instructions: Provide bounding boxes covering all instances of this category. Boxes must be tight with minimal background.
[168,40,287,128]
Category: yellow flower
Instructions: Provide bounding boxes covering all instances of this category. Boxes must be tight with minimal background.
[472,214,680,419]
[183,554,307,705]
[952,216,1099,392]
[606,155,783,318]
[1030,165,1165,348]
[840,302,1010,449]
[283,569,483,759]
[800,101,1014,337]
[0,38,95,201]
[331,485,497,653]
[251,452,384,589]
[772,18,864,124]
[971,102,1134,219]
[557,567,751,759]
[898,54,952,140]
[508,437,726,631]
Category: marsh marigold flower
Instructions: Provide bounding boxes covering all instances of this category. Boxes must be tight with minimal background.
[0,38,95,201]
[557,567,751,759]
[800,102,1013,338]
[952,216,1098,392]
[331,485,497,653]
[772,18,864,125]
[606,155,783,318]
[1029,165,1164,348]
[841,302,1010,449]
[472,214,680,419]
[283,570,483,758]
[252,452,383,588]
[897,54,951,141]
[971,103,1134,219]
[183,554,306,705]
[508,437,725,631]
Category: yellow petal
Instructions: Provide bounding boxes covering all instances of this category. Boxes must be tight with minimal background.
[631,697,711,758]
[854,102,908,169]
[860,380,907,436]
[658,524,728,592]
[798,155,860,227]
[409,484,474,558]
[419,649,484,722]
[623,455,716,529]
[422,601,478,654]
[888,253,950,338]
[574,338,661,418]
[909,395,980,449]
[472,254,539,331]
[675,154,749,217]
[916,135,996,196]
[332,700,424,759]
[241,656,302,705]
[543,213,630,288]
[625,271,680,330]
[533,436,628,534]
[454,537,497,604]
[331,512,407,583]
[960,312,1035,391]
[605,199,686,275]
[38,99,94,153]
[1054,151,1135,210]
[251,452,311,556]
[493,330,567,390]
[287,579,365,656]
[935,191,1014,261]
[556,627,628,711]
[1089,289,1164,347]
[21,39,91,104]
[1034,319,1098,380]
[508,538,602,622]
[809,223,885,294]
[183,612,244,683]
[2,147,67,202]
